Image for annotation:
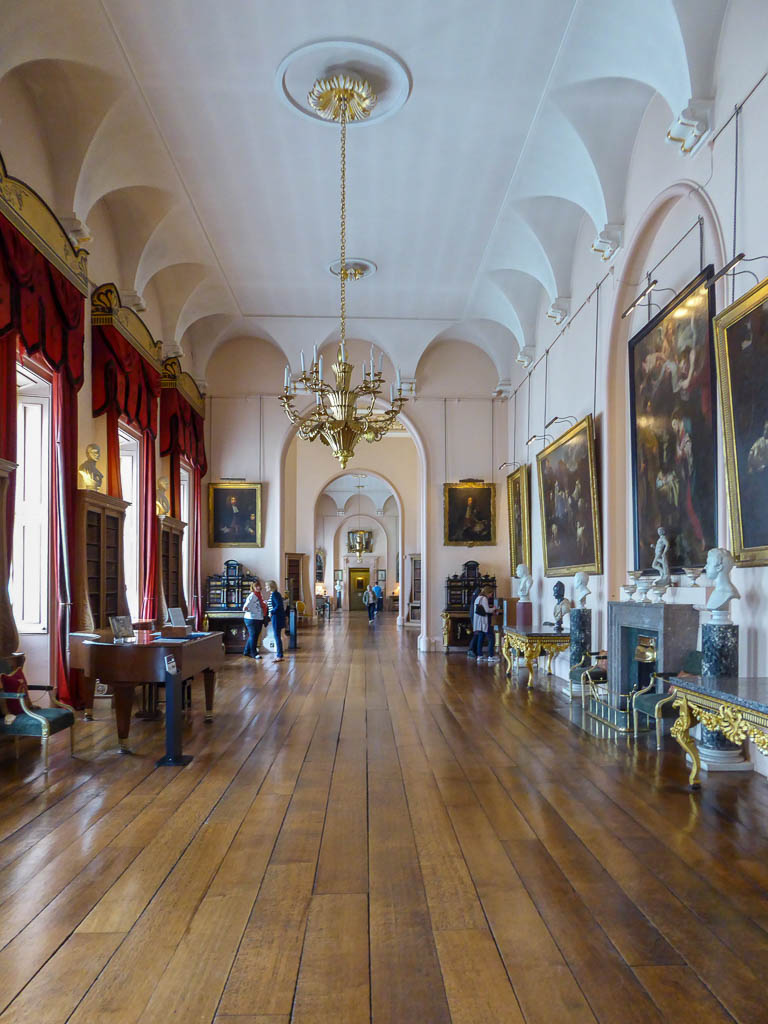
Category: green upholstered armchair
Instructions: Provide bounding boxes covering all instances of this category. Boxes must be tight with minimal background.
[632,650,702,748]
[0,681,76,773]
[568,650,608,701]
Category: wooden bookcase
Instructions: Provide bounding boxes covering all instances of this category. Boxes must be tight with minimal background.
[157,515,187,625]
[408,554,421,624]
[73,491,130,632]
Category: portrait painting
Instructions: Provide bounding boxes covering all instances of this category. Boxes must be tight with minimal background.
[506,465,531,574]
[629,267,717,570]
[714,275,768,564]
[208,483,262,547]
[536,416,601,576]
[443,482,496,546]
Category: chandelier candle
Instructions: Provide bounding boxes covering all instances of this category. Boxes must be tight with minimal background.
[280,74,407,469]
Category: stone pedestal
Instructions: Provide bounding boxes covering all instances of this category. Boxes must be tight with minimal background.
[569,608,592,668]
[515,601,532,627]
[694,622,750,772]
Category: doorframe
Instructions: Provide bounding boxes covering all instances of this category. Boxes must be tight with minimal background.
[347,567,370,612]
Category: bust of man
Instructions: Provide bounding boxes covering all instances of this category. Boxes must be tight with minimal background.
[574,571,591,608]
[552,580,572,631]
[78,443,103,491]
[705,547,740,621]
[516,562,533,601]
[156,476,171,516]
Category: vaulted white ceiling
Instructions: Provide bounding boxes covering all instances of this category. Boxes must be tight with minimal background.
[1,0,729,385]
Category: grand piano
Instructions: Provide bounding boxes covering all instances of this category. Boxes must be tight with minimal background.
[69,630,225,764]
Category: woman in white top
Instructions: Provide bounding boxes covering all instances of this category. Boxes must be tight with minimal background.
[243,580,267,658]
[469,587,499,662]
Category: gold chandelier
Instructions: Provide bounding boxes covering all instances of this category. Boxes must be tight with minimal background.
[280,75,406,469]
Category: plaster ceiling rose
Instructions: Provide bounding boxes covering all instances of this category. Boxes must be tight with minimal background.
[275,40,411,126]
[329,258,376,280]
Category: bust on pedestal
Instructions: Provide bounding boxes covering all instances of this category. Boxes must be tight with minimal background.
[697,548,748,772]
[515,563,533,627]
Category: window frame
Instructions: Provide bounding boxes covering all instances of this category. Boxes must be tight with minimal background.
[118,423,142,620]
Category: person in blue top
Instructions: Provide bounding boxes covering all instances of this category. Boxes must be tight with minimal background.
[265,580,286,662]
[373,581,384,614]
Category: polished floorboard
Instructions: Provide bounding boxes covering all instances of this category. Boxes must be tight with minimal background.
[0,614,766,1022]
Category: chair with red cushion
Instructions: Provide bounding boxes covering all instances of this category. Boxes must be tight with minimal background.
[0,662,76,773]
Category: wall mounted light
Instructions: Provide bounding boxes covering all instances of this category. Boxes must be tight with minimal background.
[526,433,553,446]
[544,415,577,430]
[621,279,658,320]
[498,461,521,471]
[708,252,745,287]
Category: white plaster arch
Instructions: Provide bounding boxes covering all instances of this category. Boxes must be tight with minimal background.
[603,180,727,602]
[135,205,210,297]
[175,278,237,349]
[88,184,175,295]
[415,329,507,389]
[485,208,558,301]
[278,405,430,645]
[201,320,289,377]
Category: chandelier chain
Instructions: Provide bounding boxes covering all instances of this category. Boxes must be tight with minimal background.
[339,95,347,351]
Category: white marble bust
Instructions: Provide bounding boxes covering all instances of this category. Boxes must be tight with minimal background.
[704,547,740,622]
[573,571,591,608]
[516,562,533,601]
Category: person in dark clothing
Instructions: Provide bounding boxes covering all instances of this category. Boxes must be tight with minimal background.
[265,580,286,661]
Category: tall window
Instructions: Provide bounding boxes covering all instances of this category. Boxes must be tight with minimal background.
[119,429,141,618]
[11,366,50,633]
[179,464,191,606]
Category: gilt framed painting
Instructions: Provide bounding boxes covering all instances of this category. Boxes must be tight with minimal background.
[443,481,496,546]
[536,415,601,576]
[208,482,262,547]
[714,275,768,565]
[506,465,531,574]
[628,267,717,570]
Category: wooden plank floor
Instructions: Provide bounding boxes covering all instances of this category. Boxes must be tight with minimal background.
[0,614,766,1022]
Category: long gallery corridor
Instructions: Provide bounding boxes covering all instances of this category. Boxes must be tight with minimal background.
[0,616,766,1023]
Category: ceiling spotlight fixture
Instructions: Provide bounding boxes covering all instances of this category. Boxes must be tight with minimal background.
[621,279,658,320]
[280,75,406,469]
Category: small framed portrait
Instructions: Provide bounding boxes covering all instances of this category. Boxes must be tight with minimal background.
[333,569,343,582]
[714,274,768,564]
[536,416,601,576]
[208,483,262,547]
[443,481,496,546]
[506,465,531,574]
[377,569,387,582]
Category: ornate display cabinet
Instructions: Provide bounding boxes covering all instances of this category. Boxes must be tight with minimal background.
[408,555,421,624]
[73,490,131,632]
[441,561,497,652]
[204,559,258,653]
[156,515,187,625]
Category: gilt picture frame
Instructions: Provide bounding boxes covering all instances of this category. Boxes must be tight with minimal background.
[714,274,768,565]
[536,415,601,576]
[506,465,531,575]
[443,481,496,546]
[628,267,717,570]
[208,482,262,547]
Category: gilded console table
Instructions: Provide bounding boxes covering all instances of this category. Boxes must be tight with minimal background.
[660,674,768,789]
[502,625,570,686]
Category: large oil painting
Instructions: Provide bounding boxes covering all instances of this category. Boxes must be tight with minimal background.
[629,267,717,570]
[506,465,531,574]
[714,275,768,564]
[443,481,496,546]
[208,482,262,547]
[536,416,601,576]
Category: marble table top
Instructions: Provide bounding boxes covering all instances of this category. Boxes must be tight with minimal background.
[504,624,570,640]
[659,674,768,714]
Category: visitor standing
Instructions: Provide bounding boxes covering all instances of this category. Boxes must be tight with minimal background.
[265,580,286,661]
[373,580,383,615]
[242,580,267,658]
[363,583,377,624]
[469,586,499,662]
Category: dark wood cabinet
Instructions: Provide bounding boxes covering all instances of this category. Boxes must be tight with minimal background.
[204,560,258,654]
[73,491,130,632]
[157,515,187,625]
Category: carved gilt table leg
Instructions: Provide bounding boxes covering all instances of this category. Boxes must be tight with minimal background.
[671,692,701,789]
[521,640,539,688]
[502,634,513,676]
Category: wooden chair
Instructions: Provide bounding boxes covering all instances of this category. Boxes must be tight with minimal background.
[0,679,76,773]
[632,650,702,748]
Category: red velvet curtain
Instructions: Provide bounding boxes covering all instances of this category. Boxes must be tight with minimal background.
[139,432,158,623]
[92,323,161,621]
[0,212,85,703]
[189,466,204,629]
[160,388,206,627]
